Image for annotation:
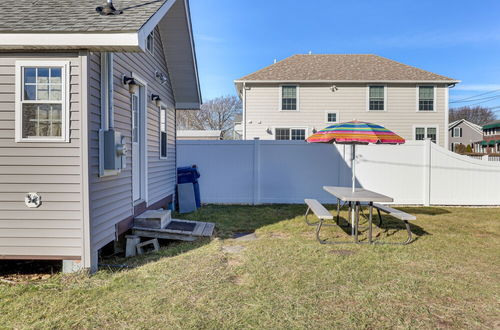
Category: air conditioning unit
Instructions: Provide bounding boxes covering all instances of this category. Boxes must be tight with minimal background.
[103,129,127,172]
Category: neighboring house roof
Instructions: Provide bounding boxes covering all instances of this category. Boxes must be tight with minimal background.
[177,130,222,138]
[448,119,483,134]
[483,120,500,130]
[0,0,165,33]
[235,54,459,83]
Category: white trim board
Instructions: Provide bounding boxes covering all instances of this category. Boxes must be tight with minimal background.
[0,33,140,51]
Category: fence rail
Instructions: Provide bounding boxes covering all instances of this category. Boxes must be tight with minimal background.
[177,139,500,206]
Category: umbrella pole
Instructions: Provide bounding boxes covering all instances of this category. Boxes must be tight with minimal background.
[351,144,356,235]
[352,144,356,192]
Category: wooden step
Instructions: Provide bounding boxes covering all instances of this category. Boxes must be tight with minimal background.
[134,209,171,229]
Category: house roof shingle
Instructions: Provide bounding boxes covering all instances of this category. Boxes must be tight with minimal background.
[0,0,166,33]
[236,54,458,82]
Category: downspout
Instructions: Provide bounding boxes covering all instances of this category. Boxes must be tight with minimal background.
[103,52,114,129]
[444,83,453,149]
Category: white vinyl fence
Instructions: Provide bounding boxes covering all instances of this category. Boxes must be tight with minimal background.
[177,139,500,206]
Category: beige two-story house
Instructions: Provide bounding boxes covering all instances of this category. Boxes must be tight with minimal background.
[235,54,459,147]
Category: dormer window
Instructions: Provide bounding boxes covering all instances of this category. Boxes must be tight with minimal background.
[146,30,154,54]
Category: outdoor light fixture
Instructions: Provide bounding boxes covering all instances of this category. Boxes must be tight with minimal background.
[123,76,138,94]
[151,94,162,107]
[312,128,317,134]
[266,128,272,134]
[330,85,338,92]
[155,70,168,85]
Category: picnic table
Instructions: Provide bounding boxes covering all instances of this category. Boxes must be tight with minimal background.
[323,186,393,244]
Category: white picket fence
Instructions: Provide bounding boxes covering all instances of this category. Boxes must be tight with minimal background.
[177,139,500,206]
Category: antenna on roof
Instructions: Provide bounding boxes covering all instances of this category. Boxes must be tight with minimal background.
[96,0,123,15]
[273,59,277,64]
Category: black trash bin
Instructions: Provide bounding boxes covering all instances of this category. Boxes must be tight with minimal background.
[177,165,201,208]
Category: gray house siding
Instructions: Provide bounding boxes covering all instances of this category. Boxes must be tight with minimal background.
[0,52,82,259]
[449,121,482,151]
[88,28,177,254]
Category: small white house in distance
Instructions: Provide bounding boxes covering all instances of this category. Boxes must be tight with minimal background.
[177,130,222,140]
[235,54,459,147]
[0,0,201,272]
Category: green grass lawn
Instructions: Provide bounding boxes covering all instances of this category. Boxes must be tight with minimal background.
[1,205,499,329]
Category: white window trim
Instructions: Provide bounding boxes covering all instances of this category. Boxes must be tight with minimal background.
[159,102,168,160]
[452,127,462,138]
[366,84,387,112]
[413,124,439,144]
[325,110,339,124]
[273,126,308,140]
[146,30,154,55]
[15,60,70,143]
[279,84,299,111]
[416,84,437,112]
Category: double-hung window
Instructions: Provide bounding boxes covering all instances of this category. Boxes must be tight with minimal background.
[368,86,385,111]
[281,85,298,110]
[415,126,437,143]
[160,105,168,159]
[275,128,306,140]
[15,61,69,142]
[418,86,435,111]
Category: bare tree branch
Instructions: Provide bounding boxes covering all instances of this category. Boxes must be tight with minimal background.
[449,106,496,125]
[177,95,242,139]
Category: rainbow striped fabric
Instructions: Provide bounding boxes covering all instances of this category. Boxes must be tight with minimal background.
[306,121,405,144]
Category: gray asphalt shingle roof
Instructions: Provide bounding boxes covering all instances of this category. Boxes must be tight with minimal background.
[0,0,166,33]
[237,54,458,82]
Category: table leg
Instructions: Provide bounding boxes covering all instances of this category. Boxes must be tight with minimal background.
[348,202,353,235]
[354,202,360,243]
[368,202,373,244]
[336,198,340,225]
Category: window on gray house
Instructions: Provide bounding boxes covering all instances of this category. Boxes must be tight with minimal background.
[369,86,384,110]
[419,86,434,111]
[160,106,167,158]
[146,31,154,54]
[281,86,297,110]
[22,67,63,138]
[452,127,462,137]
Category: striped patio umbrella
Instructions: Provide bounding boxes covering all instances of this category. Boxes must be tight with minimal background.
[307,121,405,192]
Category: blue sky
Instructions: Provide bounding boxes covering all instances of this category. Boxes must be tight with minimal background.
[190,0,500,114]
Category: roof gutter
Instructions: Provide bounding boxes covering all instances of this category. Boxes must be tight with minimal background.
[235,79,461,84]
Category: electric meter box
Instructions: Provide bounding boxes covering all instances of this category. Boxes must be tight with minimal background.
[104,129,127,171]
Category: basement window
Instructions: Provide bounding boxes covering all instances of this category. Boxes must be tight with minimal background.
[15,61,69,142]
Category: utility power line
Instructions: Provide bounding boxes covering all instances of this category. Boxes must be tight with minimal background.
[450,88,500,103]
[450,93,500,104]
